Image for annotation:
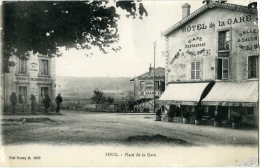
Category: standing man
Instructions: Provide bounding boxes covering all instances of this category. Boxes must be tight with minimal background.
[55,93,63,113]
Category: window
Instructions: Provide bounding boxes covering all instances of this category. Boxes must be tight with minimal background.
[191,62,201,79]
[218,30,230,50]
[19,58,27,74]
[140,81,145,91]
[40,60,49,75]
[159,80,165,91]
[154,81,159,90]
[217,58,229,79]
[248,56,259,78]
[40,87,48,103]
[18,86,27,104]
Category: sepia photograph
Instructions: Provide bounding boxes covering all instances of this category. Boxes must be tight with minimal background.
[1,0,259,167]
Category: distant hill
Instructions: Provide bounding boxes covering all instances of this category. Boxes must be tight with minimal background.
[56,76,133,98]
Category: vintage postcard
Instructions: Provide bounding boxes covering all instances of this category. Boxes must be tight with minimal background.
[1,0,259,167]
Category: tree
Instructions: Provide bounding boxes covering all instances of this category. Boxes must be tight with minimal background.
[248,2,257,9]
[127,90,134,100]
[91,89,104,104]
[107,96,114,104]
[2,1,148,73]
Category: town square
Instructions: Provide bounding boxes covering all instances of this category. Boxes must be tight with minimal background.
[1,0,259,166]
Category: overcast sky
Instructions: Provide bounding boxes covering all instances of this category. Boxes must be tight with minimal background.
[56,0,253,78]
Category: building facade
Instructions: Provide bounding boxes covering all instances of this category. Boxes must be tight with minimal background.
[3,51,56,112]
[130,66,165,112]
[160,1,258,124]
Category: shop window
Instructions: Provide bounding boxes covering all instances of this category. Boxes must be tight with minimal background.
[247,107,254,115]
[248,56,259,78]
[18,86,27,104]
[18,58,27,74]
[218,30,230,51]
[40,60,49,75]
[217,106,228,120]
[217,58,229,80]
[208,106,215,117]
[191,62,201,79]
[40,87,48,103]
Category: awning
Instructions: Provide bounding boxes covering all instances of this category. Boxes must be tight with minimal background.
[202,81,258,107]
[159,82,210,105]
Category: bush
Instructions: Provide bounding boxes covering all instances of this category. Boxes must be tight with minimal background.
[182,111,190,118]
[156,109,162,116]
[195,110,202,120]
[167,109,174,118]
[214,114,222,123]
[231,116,243,123]
[10,92,17,106]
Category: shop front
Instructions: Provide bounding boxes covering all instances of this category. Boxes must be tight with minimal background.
[201,81,258,126]
[159,81,214,118]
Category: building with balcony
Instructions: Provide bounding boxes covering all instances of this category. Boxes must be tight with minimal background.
[130,65,165,112]
[3,51,56,113]
[160,1,258,125]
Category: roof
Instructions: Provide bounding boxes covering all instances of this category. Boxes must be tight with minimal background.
[159,82,210,105]
[163,2,257,36]
[130,98,153,105]
[130,67,165,81]
[202,81,258,106]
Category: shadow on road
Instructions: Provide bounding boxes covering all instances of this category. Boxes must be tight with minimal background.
[124,134,192,146]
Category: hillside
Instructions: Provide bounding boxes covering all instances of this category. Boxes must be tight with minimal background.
[56,76,133,98]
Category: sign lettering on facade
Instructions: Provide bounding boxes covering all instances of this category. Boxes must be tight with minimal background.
[16,77,28,81]
[182,15,252,33]
[30,78,51,82]
[29,62,38,71]
[236,28,259,52]
[16,77,51,82]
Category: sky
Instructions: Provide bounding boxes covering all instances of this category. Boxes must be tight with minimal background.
[56,0,254,78]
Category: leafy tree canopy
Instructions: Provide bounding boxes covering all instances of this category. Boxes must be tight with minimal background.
[2,1,148,73]
[107,96,114,104]
[91,89,104,104]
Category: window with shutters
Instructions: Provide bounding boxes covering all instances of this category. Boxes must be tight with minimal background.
[40,60,49,75]
[154,81,159,90]
[218,30,230,51]
[18,86,27,104]
[18,58,27,74]
[190,62,201,79]
[217,58,229,80]
[140,81,145,91]
[248,56,259,78]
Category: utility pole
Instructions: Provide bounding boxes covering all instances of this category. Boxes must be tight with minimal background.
[153,41,156,114]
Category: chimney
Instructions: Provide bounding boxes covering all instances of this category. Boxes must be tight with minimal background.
[149,63,152,75]
[182,3,191,19]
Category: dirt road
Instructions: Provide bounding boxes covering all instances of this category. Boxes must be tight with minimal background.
[1,111,258,146]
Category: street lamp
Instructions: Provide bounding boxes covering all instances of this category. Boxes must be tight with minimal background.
[153,41,156,114]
